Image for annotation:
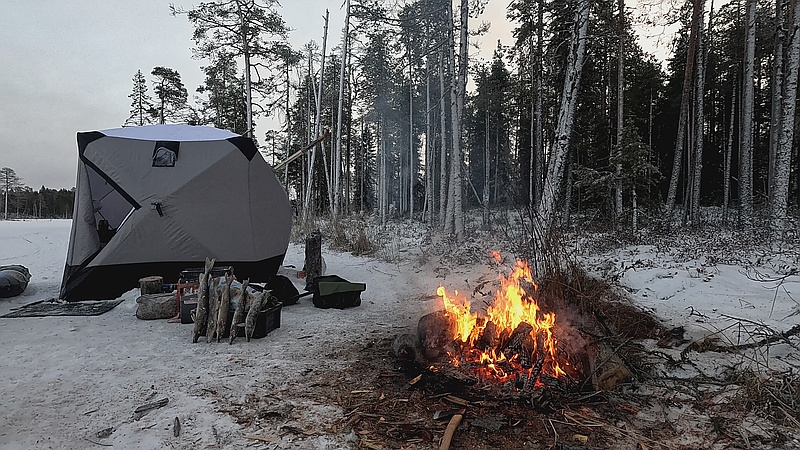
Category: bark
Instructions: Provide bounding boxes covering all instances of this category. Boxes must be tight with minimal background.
[665,1,701,214]
[741,0,757,224]
[690,3,706,225]
[772,0,800,235]
[444,0,466,237]
[537,0,590,229]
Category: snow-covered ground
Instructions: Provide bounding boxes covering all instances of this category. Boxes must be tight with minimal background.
[0,219,798,449]
[0,219,459,450]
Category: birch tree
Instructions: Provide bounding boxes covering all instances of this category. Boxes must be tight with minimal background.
[689,0,705,225]
[444,0,467,237]
[740,0,756,224]
[771,0,800,234]
[665,1,701,215]
[537,0,591,229]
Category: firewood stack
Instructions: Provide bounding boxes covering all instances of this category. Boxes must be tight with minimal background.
[190,258,279,343]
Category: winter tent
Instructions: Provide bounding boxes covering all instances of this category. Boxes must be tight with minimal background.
[60,124,291,301]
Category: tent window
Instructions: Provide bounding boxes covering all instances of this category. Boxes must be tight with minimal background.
[152,141,180,167]
[86,166,136,244]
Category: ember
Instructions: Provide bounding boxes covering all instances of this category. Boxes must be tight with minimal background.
[433,257,579,388]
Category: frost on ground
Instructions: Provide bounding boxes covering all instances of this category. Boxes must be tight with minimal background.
[1,218,799,449]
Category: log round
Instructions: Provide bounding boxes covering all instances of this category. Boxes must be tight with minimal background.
[138,276,164,295]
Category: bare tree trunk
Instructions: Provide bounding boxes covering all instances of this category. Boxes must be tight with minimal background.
[425,55,434,225]
[379,117,387,225]
[483,108,490,227]
[724,84,736,223]
[333,0,350,218]
[438,48,449,227]
[303,11,330,222]
[537,0,590,229]
[769,0,785,206]
[615,0,625,225]
[535,0,545,208]
[444,0,467,238]
[740,0,756,225]
[666,1,701,215]
[690,1,706,225]
[772,0,800,235]
[409,38,415,221]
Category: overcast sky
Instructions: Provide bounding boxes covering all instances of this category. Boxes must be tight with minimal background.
[0,0,672,190]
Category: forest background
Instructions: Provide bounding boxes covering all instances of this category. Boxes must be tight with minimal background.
[2,0,798,245]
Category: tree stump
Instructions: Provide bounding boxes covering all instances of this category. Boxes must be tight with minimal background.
[139,276,163,295]
[305,230,322,289]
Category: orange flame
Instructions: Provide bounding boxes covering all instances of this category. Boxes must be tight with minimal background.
[437,257,569,384]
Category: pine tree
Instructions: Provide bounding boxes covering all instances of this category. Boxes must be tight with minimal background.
[151,67,189,124]
[172,0,289,138]
[125,70,156,126]
[197,51,248,134]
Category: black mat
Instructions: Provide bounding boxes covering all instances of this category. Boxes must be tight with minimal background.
[1,298,125,318]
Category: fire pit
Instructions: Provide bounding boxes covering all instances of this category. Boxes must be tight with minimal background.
[399,255,591,406]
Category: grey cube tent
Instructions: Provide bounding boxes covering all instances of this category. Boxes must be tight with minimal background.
[60,125,291,301]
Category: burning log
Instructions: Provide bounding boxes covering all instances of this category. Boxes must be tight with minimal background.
[417,310,457,362]
[476,320,501,350]
[501,322,534,367]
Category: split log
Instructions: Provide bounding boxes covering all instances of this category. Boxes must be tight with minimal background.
[192,257,215,343]
[304,230,322,288]
[439,408,465,450]
[206,278,220,343]
[216,279,231,342]
[134,397,168,416]
[245,292,266,341]
[138,276,163,295]
[135,293,178,320]
[229,279,250,344]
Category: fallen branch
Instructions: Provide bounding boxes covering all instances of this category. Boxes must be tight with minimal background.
[686,324,800,353]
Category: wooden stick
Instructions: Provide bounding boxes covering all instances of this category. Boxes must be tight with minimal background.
[439,408,465,450]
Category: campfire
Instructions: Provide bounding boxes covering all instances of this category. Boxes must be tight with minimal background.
[407,253,586,398]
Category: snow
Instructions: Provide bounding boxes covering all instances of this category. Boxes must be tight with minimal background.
[100,124,239,141]
[0,219,448,450]
[1,219,798,449]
